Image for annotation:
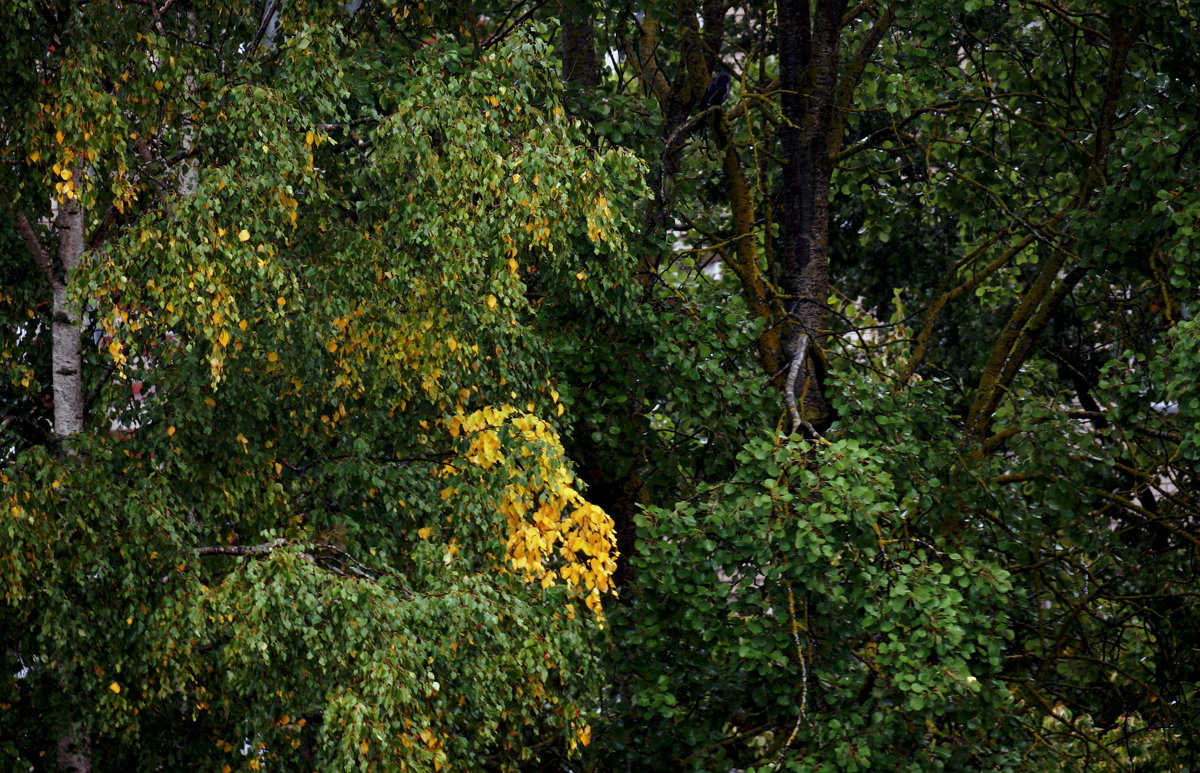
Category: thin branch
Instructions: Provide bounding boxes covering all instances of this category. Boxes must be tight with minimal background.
[242,0,281,62]
[841,0,876,27]
[483,0,549,50]
[771,584,810,769]
[197,537,289,557]
[196,537,389,581]
[13,209,58,289]
[785,335,821,438]
[829,3,896,155]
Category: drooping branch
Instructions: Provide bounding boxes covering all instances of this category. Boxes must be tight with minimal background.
[785,334,816,437]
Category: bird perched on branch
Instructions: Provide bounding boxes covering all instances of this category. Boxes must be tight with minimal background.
[697,70,732,112]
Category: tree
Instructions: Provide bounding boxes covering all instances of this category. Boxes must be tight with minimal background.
[1,3,640,770]
[6,1,1200,771]
[545,0,1200,770]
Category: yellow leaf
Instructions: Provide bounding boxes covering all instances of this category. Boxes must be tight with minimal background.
[418,527,432,539]
[326,340,338,353]
[485,294,498,310]
[239,319,248,331]
[109,682,121,694]
[360,740,369,755]
[167,425,175,437]
[267,352,278,363]
[29,150,40,163]
[218,329,231,347]
[238,229,250,242]
[575,272,586,281]
[55,130,64,144]
[305,130,315,145]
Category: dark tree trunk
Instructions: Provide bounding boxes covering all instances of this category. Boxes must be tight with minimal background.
[776,0,847,430]
[559,1,599,88]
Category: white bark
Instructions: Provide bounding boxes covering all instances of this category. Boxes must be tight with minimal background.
[51,193,86,441]
[56,725,92,773]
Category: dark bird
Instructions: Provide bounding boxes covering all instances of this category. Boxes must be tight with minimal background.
[697,70,732,112]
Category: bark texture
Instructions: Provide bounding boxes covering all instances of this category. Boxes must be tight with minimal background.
[559,2,599,88]
[51,194,86,441]
[55,726,91,773]
[776,0,848,429]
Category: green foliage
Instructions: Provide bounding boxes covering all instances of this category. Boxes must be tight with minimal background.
[599,376,1018,771]
[5,1,1200,770]
[1,4,639,770]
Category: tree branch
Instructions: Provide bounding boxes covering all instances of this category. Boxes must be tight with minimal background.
[828,3,896,157]
[13,209,58,289]
[196,537,290,557]
[196,537,386,581]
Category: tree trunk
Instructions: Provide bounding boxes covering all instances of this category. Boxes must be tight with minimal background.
[51,193,86,443]
[56,725,91,773]
[776,0,847,430]
[559,1,599,88]
[53,189,89,771]
[10,178,90,773]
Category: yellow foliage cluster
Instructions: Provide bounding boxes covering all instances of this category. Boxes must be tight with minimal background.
[585,193,611,243]
[448,406,617,615]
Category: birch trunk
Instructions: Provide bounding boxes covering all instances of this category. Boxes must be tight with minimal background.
[51,193,86,442]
